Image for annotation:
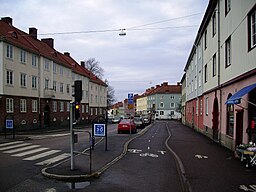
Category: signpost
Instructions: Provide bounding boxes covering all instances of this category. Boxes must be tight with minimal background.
[94,124,106,137]
[5,116,14,139]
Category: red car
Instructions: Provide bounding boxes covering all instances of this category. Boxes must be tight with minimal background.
[118,119,137,134]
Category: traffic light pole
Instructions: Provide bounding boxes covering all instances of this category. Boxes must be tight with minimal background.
[70,102,75,170]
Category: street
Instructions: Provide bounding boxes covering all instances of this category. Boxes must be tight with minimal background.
[0,121,256,192]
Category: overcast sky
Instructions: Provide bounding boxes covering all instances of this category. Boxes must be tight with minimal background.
[1,0,208,101]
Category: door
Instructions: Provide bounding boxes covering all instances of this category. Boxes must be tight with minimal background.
[236,110,244,146]
[44,105,51,127]
[212,98,219,141]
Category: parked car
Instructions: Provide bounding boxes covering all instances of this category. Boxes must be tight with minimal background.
[142,116,150,126]
[134,116,145,129]
[112,116,121,124]
[118,119,136,134]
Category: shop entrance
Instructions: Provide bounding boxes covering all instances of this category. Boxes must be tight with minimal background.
[212,98,219,141]
[236,110,244,146]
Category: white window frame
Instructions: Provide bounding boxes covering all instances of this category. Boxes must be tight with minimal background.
[159,102,164,108]
[53,101,57,112]
[32,100,38,112]
[60,101,64,112]
[67,102,70,112]
[205,97,209,116]
[6,98,14,113]
[32,76,37,89]
[6,70,13,85]
[20,99,27,113]
[170,102,175,108]
[20,49,26,63]
[32,54,37,67]
[60,83,64,93]
[20,73,27,87]
[6,44,13,59]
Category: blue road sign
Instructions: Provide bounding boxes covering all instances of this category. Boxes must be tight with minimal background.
[6,119,13,129]
[94,124,106,137]
[128,93,134,104]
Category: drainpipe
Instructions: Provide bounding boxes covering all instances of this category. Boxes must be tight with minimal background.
[217,0,222,144]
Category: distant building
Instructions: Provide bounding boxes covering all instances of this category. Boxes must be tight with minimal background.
[147,82,182,120]
[0,17,107,130]
[182,0,256,150]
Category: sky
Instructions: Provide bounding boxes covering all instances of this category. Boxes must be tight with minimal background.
[0,0,208,102]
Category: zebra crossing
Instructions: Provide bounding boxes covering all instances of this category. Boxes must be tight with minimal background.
[0,141,70,166]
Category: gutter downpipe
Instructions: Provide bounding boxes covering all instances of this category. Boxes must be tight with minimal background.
[217,0,222,144]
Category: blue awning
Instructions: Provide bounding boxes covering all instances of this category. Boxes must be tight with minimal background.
[225,83,256,105]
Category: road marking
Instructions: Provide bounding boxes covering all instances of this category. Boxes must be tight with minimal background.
[128,149,142,154]
[147,146,150,150]
[3,145,40,154]
[195,154,208,159]
[140,153,158,158]
[0,143,32,151]
[148,140,151,143]
[12,147,49,157]
[0,141,24,147]
[23,150,60,161]
[36,153,70,166]
[158,150,166,155]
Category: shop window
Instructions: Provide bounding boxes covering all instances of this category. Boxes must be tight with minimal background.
[226,93,234,137]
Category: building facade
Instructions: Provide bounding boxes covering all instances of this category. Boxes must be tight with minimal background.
[183,0,256,150]
[0,17,107,131]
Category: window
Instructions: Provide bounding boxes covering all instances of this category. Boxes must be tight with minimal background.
[225,36,231,68]
[160,111,164,115]
[198,70,202,87]
[20,99,27,112]
[200,99,203,115]
[196,100,198,115]
[86,105,89,113]
[66,84,70,94]
[32,100,37,112]
[60,101,64,112]
[20,50,26,63]
[6,44,13,59]
[170,96,175,99]
[82,105,85,113]
[213,54,217,77]
[170,103,175,108]
[212,11,216,37]
[53,81,57,91]
[204,30,207,49]
[53,63,57,74]
[204,64,208,83]
[6,98,14,113]
[226,94,234,136]
[225,0,231,15]
[32,76,37,89]
[53,101,57,112]
[44,59,50,71]
[60,83,64,93]
[20,73,27,87]
[6,70,13,85]
[67,102,70,112]
[205,97,209,116]
[45,79,49,89]
[59,66,64,76]
[170,111,175,116]
[248,5,256,50]
[32,54,37,67]
[160,102,164,108]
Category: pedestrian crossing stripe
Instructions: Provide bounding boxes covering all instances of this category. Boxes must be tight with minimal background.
[12,147,49,157]
[1,141,68,166]
[36,153,70,166]
[23,150,60,161]
[4,145,40,154]
[0,143,32,151]
[0,141,24,147]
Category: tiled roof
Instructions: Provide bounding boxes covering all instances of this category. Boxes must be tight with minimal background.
[0,17,107,87]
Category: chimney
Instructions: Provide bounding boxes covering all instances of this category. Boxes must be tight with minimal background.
[64,52,70,57]
[29,27,37,39]
[42,38,54,48]
[156,85,160,88]
[80,61,85,68]
[177,82,181,86]
[1,17,12,25]
[163,82,168,86]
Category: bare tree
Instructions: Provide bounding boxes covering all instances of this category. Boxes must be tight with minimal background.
[85,58,104,79]
[105,79,116,108]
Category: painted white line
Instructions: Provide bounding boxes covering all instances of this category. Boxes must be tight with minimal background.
[12,147,49,157]
[36,153,70,166]
[147,146,150,150]
[0,141,24,147]
[158,150,166,155]
[0,143,32,151]
[148,140,151,143]
[4,145,40,154]
[23,150,60,161]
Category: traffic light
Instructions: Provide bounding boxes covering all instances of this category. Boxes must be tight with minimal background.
[75,102,80,120]
[73,80,82,103]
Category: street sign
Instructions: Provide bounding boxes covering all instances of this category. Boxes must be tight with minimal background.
[128,93,134,104]
[94,124,106,137]
[128,104,134,109]
[6,119,13,129]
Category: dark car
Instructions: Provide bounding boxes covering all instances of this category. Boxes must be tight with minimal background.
[134,116,145,129]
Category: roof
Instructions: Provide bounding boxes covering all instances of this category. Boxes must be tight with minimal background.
[148,83,181,95]
[0,17,107,87]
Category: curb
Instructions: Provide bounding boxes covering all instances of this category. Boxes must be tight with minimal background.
[41,123,154,182]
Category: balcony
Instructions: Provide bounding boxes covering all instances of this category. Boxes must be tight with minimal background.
[44,88,55,98]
